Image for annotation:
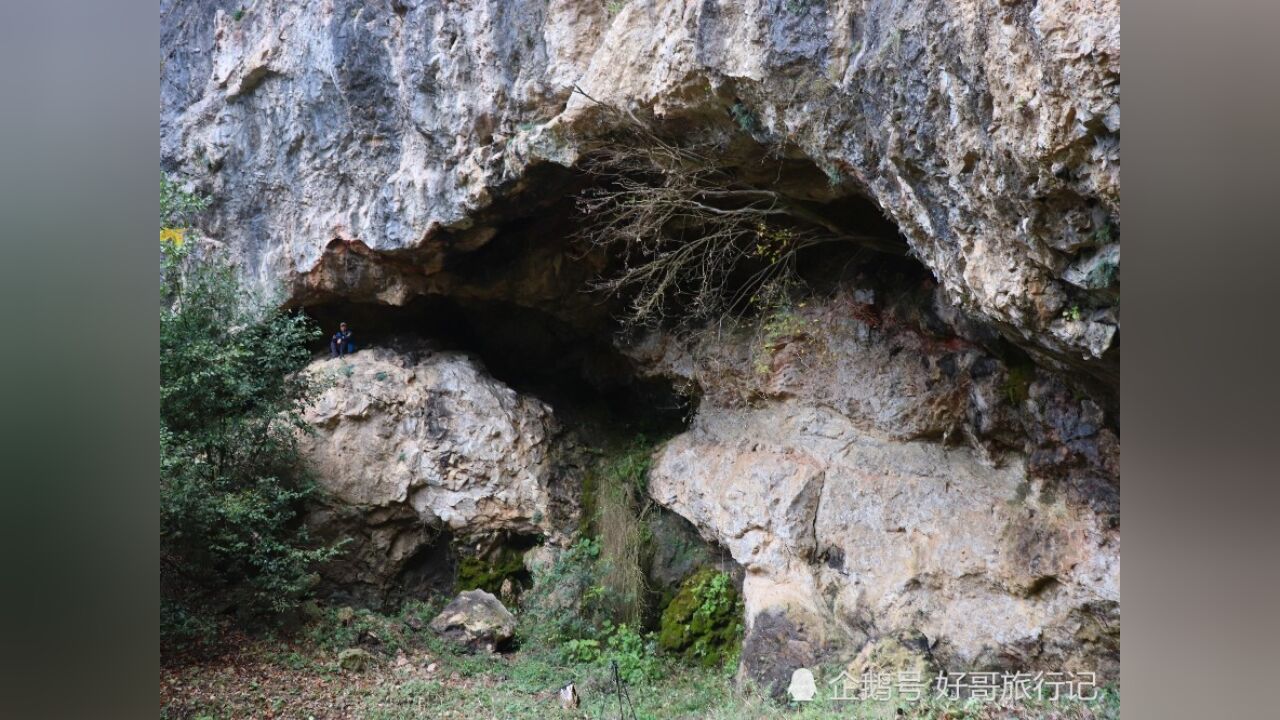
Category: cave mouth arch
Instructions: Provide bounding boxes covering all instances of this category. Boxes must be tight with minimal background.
[287,153,1075,619]
[293,151,922,442]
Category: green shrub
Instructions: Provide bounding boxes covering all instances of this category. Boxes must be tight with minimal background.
[558,622,662,686]
[160,176,340,649]
[658,569,744,667]
[560,637,601,664]
[602,622,663,685]
[160,174,209,229]
[602,438,654,497]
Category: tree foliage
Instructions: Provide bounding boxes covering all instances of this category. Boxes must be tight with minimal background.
[160,176,336,648]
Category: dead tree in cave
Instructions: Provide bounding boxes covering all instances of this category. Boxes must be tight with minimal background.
[572,90,901,328]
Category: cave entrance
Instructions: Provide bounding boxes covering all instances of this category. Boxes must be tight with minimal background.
[297,149,925,441]
[304,294,691,441]
[296,146,935,615]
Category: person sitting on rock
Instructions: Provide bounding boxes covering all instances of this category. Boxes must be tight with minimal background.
[329,322,356,357]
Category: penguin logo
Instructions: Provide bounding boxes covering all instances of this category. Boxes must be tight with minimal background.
[787,668,817,701]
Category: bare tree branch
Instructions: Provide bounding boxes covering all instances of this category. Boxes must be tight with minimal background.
[571,91,899,327]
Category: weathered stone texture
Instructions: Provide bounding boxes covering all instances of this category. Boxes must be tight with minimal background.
[298,346,579,595]
[162,0,1119,366]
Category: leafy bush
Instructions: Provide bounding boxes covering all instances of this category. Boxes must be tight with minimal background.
[601,622,663,685]
[560,637,601,664]
[160,176,339,649]
[604,438,654,496]
[558,622,662,686]
[160,174,209,229]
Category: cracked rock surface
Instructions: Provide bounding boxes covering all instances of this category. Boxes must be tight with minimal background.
[298,346,580,600]
[161,0,1120,687]
[162,0,1119,370]
[643,291,1118,692]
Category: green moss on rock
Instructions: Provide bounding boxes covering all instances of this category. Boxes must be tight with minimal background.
[657,568,744,667]
[456,547,526,596]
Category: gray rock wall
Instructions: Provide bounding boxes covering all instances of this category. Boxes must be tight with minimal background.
[162,0,1119,369]
[639,289,1119,688]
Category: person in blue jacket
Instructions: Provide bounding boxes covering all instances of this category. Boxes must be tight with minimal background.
[329,322,356,357]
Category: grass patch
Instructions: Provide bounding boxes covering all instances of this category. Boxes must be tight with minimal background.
[163,598,1119,720]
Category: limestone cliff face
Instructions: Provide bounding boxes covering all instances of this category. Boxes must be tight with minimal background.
[162,0,1118,370]
[162,0,1120,688]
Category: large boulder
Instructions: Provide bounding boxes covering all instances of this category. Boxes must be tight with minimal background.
[429,590,517,652]
[655,400,1117,692]
[297,346,581,601]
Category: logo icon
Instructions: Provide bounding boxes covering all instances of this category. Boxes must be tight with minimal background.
[787,668,817,702]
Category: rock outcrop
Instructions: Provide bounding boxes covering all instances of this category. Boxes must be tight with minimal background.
[298,346,580,600]
[160,0,1121,692]
[641,290,1118,692]
[653,402,1118,691]
[161,0,1119,372]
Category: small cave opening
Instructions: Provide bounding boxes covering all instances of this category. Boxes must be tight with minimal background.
[304,294,692,442]
[387,528,456,607]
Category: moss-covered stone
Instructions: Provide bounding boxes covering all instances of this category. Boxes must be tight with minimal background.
[337,647,374,672]
[456,547,526,597]
[657,568,744,667]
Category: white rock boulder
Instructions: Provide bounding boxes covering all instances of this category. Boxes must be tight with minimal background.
[298,346,579,599]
